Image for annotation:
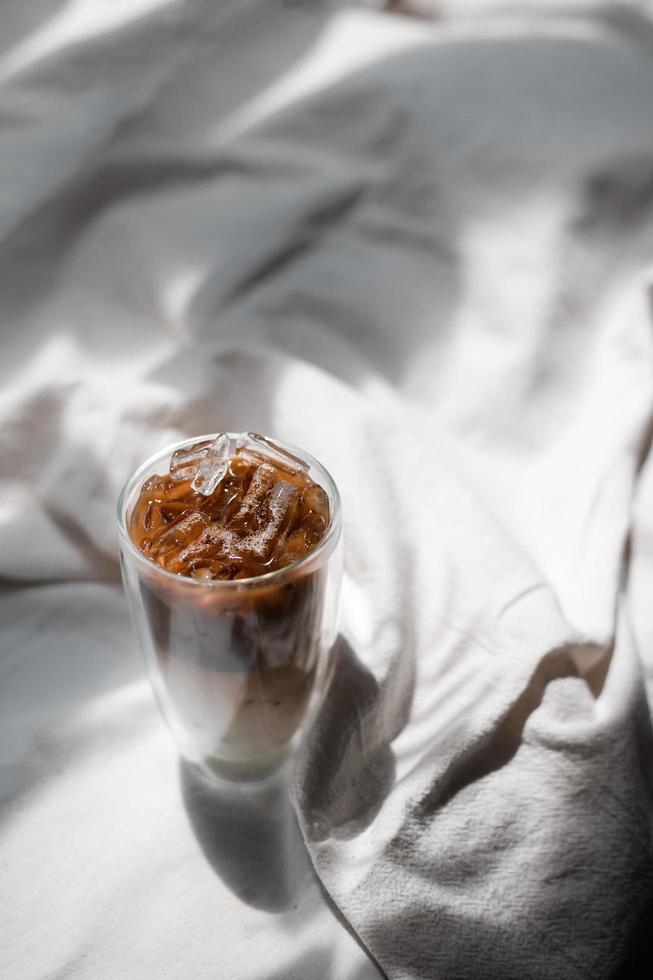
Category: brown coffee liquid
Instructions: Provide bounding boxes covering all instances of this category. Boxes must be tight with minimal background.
[129,450,330,580]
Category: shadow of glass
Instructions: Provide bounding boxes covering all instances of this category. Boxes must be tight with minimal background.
[264,947,334,980]
[178,634,408,909]
[179,758,313,913]
[266,944,385,980]
[295,636,401,844]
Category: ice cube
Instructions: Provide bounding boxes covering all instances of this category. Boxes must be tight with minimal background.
[169,439,214,481]
[192,433,237,496]
[240,480,299,559]
[189,559,231,581]
[155,511,210,554]
[268,480,300,532]
[236,432,308,475]
[299,484,329,521]
[176,526,234,570]
[143,501,166,533]
[229,463,276,532]
[277,526,311,565]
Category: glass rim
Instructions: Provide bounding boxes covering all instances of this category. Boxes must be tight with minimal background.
[116,432,342,590]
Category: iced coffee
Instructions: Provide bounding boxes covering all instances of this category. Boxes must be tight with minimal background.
[117,433,342,781]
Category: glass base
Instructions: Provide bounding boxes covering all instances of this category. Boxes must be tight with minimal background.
[191,744,292,787]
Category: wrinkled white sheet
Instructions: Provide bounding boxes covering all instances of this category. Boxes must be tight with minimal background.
[2,1,653,978]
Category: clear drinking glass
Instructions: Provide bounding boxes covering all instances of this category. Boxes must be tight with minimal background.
[117,434,343,783]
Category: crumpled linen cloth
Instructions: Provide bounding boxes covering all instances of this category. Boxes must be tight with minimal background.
[2,1,653,978]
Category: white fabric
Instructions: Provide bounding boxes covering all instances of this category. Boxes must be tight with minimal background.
[2,1,653,978]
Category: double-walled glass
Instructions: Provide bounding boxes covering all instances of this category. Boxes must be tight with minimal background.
[117,434,343,783]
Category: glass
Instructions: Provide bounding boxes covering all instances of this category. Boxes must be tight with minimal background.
[117,433,343,783]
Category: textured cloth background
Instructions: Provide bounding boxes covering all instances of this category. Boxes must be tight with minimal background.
[2,2,653,978]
